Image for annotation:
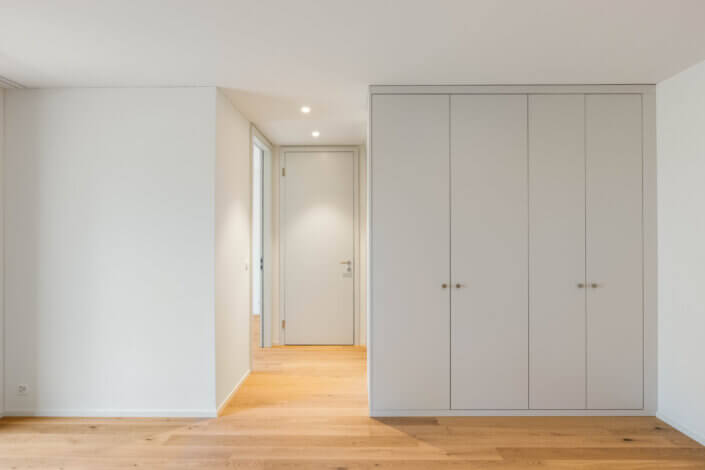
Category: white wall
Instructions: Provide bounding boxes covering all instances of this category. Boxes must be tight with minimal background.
[214,90,252,410]
[3,88,218,417]
[0,88,5,416]
[657,59,705,445]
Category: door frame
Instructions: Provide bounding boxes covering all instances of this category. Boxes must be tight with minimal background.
[279,146,361,345]
[252,126,274,348]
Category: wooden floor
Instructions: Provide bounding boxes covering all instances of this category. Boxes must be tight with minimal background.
[0,317,703,469]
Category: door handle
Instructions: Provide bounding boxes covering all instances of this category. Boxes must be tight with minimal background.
[590,283,600,288]
[455,283,464,289]
[340,260,352,274]
[577,283,586,288]
[441,283,448,289]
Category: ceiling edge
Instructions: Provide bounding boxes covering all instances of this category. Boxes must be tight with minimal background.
[0,75,25,88]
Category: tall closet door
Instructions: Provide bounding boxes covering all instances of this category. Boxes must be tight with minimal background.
[528,95,586,409]
[451,95,528,409]
[586,94,643,409]
[371,94,450,410]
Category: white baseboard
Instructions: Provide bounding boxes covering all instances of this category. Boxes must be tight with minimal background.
[217,369,251,416]
[371,409,655,417]
[2,409,217,418]
[657,412,705,447]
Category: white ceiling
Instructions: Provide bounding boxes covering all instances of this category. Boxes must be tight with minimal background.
[2,0,705,145]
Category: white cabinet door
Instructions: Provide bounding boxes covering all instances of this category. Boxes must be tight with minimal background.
[528,95,587,409]
[586,94,643,409]
[370,94,450,411]
[283,151,355,345]
[451,95,528,410]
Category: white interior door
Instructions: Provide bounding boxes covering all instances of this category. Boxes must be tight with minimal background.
[529,94,587,409]
[586,95,643,409]
[283,151,355,345]
[370,94,450,411]
[451,94,528,410]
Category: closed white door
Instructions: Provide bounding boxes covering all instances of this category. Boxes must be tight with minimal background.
[451,95,528,409]
[529,94,587,409]
[371,94,450,411]
[283,151,354,345]
[586,95,643,409]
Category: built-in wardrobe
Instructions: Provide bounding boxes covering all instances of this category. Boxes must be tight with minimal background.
[368,86,656,416]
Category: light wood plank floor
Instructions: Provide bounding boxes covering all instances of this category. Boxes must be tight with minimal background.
[0,316,703,469]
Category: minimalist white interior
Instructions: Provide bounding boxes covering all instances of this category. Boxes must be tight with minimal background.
[1,0,705,450]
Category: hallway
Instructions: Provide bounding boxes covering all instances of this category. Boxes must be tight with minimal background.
[222,316,367,419]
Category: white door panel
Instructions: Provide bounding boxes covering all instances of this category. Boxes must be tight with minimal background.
[371,94,450,410]
[451,95,528,410]
[586,95,643,409]
[369,90,645,414]
[529,95,586,409]
[283,151,354,345]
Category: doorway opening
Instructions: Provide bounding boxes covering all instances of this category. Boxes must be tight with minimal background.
[250,142,367,351]
[279,147,362,345]
[251,129,273,348]
[237,143,369,417]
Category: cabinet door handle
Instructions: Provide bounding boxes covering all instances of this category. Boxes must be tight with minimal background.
[591,283,600,288]
[455,283,464,289]
[441,283,448,289]
[577,283,586,288]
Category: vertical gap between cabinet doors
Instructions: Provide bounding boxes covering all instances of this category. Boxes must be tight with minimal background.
[584,94,589,410]
[448,94,453,410]
[526,94,531,408]
[640,93,645,410]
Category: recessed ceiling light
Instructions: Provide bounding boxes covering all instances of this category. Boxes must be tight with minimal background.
[312,130,320,138]
[301,106,311,114]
